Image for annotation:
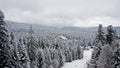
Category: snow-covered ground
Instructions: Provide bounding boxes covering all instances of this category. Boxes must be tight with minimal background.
[62,49,93,68]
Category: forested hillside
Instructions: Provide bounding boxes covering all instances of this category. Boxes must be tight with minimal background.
[0,9,120,68]
[0,10,84,68]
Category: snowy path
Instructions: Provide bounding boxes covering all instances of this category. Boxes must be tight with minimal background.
[62,49,93,68]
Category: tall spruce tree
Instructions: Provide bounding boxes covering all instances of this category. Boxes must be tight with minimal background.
[94,24,105,46]
[27,25,38,68]
[92,24,105,59]
[106,25,116,44]
[88,24,105,68]
[9,32,19,68]
[0,10,10,67]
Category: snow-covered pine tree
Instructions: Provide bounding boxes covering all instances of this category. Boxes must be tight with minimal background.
[52,43,65,68]
[106,25,116,44]
[93,24,105,56]
[77,44,83,59]
[113,43,120,68]
[18,38,30,68]
[111,29,120,68]
[27,25,38,68]
[0,10,11,67]
[64,43,72,62]
[50,48,60,68]
[40,40,46,49]
[69,40,76,61]
[88,24,106,68]
[43,47,52,68]
[9,32,20,68]
[96,43,115,68]
[57,47,65,67]
[36,48,46,68]
[94,24,106,46]
[91,25,118,68]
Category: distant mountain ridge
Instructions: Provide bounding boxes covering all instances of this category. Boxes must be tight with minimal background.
[6,20,120,36]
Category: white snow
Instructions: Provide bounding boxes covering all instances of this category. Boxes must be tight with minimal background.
[62,49,93,68]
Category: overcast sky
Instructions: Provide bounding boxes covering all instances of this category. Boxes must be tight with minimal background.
[0,0,120,27]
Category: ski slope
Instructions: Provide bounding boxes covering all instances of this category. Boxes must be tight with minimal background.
[62,49,93,68]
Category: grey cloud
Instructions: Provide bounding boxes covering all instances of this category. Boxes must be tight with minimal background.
[0,0,120,27]
[0,0,40,12]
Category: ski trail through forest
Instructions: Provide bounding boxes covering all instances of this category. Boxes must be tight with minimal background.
[62,49,93,68]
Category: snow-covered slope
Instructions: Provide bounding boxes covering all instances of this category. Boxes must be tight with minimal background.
[62,49,93,68]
